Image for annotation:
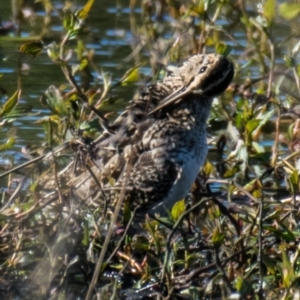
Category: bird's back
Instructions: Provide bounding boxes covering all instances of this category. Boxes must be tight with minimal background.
[72,54,234,216]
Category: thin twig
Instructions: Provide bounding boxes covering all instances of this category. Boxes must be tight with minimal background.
[160,198,209,284]
[52,152,63,204]
[0,141,71,179]
[85,162,132,300]
[0,166,35,212]
[271,99,281,167]
[267,41,275,99]
[173,247,252,285]
[61,65,113,134]
[214,245,233,293]
[106,205,140,264]
[84,160,108,219]
[258,196,263,299]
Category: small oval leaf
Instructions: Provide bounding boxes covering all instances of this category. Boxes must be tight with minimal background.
[279,3,300,20]
[0,137,15,150]
[246,119,260,135]
[76,0,95,20]
[119,65,141,86]
[19,41,43,57]
[0,90,20,117]
[171,199,186,221]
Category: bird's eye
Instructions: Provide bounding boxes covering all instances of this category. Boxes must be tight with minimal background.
[199,66,207,73]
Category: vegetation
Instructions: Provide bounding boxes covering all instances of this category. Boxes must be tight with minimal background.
[1,0,300,299]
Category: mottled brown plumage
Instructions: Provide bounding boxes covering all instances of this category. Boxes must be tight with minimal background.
[71,54,234,215]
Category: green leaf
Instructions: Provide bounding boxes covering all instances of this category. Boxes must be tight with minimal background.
[284,55,296,68]
[76,0,95,20]
[123,201,132,224]
[216,42,232,57]
[0,137,15,150]
[287,170,299,194]
[41,86,69,117]
[223,166,239,178]
[79,57,89,70]
[235,274,254,297]
[19,41,43,57]
[252,189,262,198]
[82,221,89,246]
[289,170,298,186]
[279,3,300,20]
[264,225,295,242]
[202,160,213,175]
[235,275,244,291]
[263,0,276,23]
[0,104,34,124]
[211,227,224,248]
[63,10,78,31]
[131,235,150,251]
[171,199,186,221]
[72,58,89,75]
[118,65,141,86]
[251,141,265,153]
[46,42,60,62]
[262,253,278,275]
[246,119,260,135]
[1,104,33,122]
[68,29,81,40]
[280,245,295,288]
[7,104,32,116]
[35,0,53,12]
[80,119,101,132]
[0,90,20,117]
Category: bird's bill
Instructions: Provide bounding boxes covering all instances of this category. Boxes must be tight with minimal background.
[148,86,194,115]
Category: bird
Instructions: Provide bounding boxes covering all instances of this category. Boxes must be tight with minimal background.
[71,53,234,217]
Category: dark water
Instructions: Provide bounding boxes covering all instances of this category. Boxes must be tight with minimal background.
[0,0,146,162]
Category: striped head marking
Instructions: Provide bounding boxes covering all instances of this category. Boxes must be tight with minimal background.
[185,54,234,97]
[149,54,234,114]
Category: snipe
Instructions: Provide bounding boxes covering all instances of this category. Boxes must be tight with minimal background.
[72,54,234,216]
